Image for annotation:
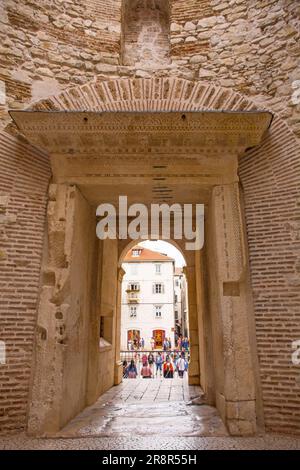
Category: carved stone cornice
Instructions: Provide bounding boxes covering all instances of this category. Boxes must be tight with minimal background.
[9,111,272,156]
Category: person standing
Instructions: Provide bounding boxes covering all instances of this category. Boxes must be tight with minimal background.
[148,352,154,376]
[142,352,148,366]
[177,353,186,378]
[163,356,174,378]
[150,337,155,350]
[141,361,152,379]
[155,352,163,377]
[127,359,138,378]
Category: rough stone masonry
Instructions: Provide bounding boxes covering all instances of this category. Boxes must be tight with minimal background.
[0,0,299,438]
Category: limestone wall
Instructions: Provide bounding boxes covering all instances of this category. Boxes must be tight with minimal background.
[0,0,122,126]
[169,0,300,137]
[0,0,299,437]
[1,1,299,137]
[122,0,170,68]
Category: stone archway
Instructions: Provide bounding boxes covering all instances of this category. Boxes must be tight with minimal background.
[2,76,299,437]
[116,237,202,388]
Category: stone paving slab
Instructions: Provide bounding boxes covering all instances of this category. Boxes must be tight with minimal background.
[2,378,298,448]
[33,377,219,439]
[1,434,300,450]
[48,378,226,439]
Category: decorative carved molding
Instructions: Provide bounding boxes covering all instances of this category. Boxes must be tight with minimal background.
[10,111,272,157]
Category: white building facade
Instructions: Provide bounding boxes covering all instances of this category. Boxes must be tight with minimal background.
[174,268,189,338]
[121,245,176,350]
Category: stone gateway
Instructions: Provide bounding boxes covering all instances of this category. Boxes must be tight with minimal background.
[0,0,299,442]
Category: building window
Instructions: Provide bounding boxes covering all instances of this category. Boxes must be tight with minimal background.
[153,283,164,294]
[130,306,137,318]
[175,294,178,303]
[155,263,161,274]
[155,306,162,318]
[175,311,178,320]
[132,249,142,257]
[175,279,179,286]
[128,282,140,291]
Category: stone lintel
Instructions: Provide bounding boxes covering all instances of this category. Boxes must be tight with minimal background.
[9,110,272,156]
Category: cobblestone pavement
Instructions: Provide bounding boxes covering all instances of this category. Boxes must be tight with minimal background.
[1,378,300,450]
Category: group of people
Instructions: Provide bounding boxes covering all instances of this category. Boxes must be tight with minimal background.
[162,337,172,351]
[123,351,188,379]
[175,335,189,351]
[127,337,143,350]
[127,337,174,351]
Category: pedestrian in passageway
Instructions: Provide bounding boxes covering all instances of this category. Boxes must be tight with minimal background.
[155,352,163,377]
[177,352,187,378]
[163,356,174,378]
[142,352,148,366]
[126,359,138,378]
[148,352,154,376]
[141,361,152,379]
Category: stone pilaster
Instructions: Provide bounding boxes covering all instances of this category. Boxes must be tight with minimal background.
[211,183,257,436]
[183,265,200,385]
[28,184,94,435]
[114,267,126,385]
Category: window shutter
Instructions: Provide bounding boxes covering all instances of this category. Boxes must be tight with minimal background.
[153,283,155,294]
[162,283,164,294]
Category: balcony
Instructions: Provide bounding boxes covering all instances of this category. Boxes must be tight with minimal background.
[127,292,140,303]
[126,286,140,293]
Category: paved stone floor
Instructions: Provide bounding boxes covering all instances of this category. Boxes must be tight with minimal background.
[52,376,228,438]
[1,378,300,450]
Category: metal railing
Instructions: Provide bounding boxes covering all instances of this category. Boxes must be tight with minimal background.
[120,349,190,378]
[120,349,189,364]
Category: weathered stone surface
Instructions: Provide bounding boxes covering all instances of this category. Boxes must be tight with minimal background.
[0,0,300,441]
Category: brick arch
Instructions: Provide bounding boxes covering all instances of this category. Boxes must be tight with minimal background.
[31,76,257,113]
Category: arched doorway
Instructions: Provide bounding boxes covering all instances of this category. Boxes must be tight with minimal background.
[119,239,189,358]
[6,76,297,437]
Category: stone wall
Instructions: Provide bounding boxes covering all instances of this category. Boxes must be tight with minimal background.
[169,0,300,138]
[1,1,299,137]
[0,0,300,437]
[122,0,170,69]
[27,184,97,434]
[239,119,300,434]
[0,132,51,433]
[0,0,122,126]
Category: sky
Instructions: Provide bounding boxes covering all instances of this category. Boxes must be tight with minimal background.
[139,240,186,267]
